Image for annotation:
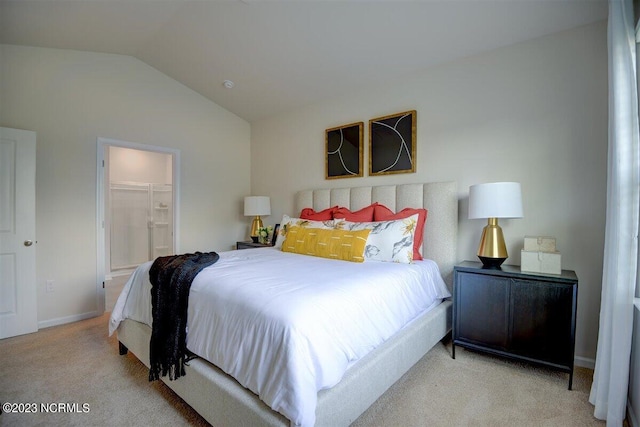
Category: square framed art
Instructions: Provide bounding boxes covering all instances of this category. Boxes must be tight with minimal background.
[369,110,416,176]
[325,122,364,179]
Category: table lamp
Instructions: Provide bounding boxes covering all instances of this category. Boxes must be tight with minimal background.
[244,196,271,241]
[468,182,523,268]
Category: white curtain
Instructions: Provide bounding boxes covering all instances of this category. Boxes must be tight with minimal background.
[589,0,640,425]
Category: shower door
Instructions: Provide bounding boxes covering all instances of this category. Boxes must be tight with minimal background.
[109,182,173,273]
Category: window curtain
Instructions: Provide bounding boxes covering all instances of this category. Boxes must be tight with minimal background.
[589,0,639,425]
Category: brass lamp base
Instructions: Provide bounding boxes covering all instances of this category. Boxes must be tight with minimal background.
[250,215,263,239]
[477,217,508,268]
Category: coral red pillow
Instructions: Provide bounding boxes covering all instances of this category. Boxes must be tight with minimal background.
[299,206,337,221]
[374,204,427,260]
[333,203,377,222]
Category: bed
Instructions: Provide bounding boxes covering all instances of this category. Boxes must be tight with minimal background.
[110,181,458,426]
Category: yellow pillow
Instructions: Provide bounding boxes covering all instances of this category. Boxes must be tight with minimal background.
[282,226,371,262]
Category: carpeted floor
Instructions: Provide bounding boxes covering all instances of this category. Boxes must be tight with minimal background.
[0,313,604,427]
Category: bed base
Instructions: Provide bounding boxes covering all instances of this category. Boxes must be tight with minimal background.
[117,300,451,427]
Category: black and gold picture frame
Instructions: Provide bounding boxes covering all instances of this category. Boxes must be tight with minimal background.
[369,110,416,176]
[325,122,364,179]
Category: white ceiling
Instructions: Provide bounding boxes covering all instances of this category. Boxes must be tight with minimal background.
[0,0,608,122]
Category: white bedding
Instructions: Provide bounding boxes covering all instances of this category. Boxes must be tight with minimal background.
[109,248,450,427]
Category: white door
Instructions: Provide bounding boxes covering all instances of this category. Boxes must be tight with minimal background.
[0,127,37,339]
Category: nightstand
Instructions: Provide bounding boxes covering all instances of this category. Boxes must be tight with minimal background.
[236,241,272,250]
[452,261,578,389]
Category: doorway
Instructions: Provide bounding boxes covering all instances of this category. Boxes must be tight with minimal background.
[96,138,180,313]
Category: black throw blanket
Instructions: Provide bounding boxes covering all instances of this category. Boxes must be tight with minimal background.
[148,251,219,382]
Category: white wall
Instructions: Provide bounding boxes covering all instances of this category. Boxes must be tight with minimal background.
[109,146,172,185]
[250,22,608,363]
[0,44,251,326]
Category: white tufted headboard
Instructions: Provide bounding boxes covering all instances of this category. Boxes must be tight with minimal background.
[295,181,458,287]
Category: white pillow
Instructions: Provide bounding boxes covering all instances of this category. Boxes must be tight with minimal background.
[274,215,335,249]
[333,214,418,263]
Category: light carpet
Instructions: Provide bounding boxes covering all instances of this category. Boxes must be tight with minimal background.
[0,313,603,427]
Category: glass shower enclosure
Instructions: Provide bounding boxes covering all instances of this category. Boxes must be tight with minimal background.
[109,182,173,272]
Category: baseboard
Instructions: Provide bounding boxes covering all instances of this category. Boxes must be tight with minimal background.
[574,355,596,370]
[38,311,100,330]
[629,398,639,427]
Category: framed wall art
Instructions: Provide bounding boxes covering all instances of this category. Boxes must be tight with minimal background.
[325,121,364,179]
[369,110,416,176]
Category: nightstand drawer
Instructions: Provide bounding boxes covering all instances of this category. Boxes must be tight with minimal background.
[509,278,575,365]
[455,272,510,350]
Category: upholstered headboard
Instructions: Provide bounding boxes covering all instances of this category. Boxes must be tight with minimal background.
[295,181,458,286]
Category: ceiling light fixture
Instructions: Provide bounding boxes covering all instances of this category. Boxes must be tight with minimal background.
[223,80,235,89]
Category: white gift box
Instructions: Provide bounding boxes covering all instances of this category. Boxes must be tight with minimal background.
[521,250,562,275]
[524,236,557,252]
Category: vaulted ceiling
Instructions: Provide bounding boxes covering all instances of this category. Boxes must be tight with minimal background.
[0,0,608,122]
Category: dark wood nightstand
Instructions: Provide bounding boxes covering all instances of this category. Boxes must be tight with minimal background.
[236,241,272,250]
[452,261,578,389]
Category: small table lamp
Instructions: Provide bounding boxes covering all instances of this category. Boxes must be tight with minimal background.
[468,182,523,268]
[244,196,271,241]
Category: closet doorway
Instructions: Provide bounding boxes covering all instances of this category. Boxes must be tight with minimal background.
[96,138,180,313]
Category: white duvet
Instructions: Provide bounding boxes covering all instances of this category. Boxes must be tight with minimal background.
[109,248,450,426]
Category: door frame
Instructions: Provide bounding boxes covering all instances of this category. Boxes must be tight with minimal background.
[96,137,180,314]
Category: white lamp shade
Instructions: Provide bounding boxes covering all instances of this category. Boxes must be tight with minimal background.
[468,182,523,219]
[244,196,271,216]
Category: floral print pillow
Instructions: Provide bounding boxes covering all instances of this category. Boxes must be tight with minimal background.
[333,214,418,263]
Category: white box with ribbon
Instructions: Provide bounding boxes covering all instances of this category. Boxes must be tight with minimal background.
[521,250,562,275]
[524,236,557,252]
